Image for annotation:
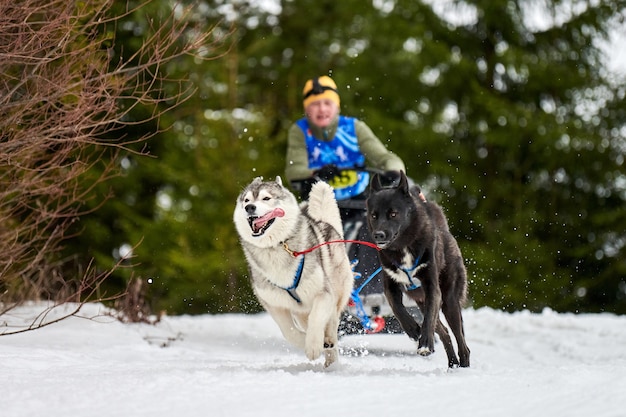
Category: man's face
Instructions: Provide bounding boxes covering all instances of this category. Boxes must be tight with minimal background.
[305,99,339,128]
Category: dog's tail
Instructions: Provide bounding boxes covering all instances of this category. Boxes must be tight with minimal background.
[307,181,344,237]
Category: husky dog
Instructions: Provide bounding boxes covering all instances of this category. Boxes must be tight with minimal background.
[366,171,470,368]
[233,176,353,367]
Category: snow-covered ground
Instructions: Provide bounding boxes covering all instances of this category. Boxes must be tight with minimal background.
[2,303,625,417]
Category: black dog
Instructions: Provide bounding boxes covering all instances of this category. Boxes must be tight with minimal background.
[366,171,470,368]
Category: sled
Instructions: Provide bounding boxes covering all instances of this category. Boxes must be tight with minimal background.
[291,167,423,335]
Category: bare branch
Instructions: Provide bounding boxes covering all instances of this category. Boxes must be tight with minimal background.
[0,0,230,316]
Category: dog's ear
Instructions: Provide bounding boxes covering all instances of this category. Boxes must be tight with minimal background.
[370,173,383,192]
[398,171,411,196]
[275,176,283,187]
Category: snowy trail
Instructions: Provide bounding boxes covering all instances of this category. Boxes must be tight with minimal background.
[2,303,625,417]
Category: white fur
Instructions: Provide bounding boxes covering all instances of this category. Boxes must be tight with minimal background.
[234,178,353,367]
[383,248,427,287]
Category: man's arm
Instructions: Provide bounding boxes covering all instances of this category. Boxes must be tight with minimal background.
[285,123,314,183]
[355,120,406,172]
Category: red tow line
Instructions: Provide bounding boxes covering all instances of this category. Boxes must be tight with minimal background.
[282,239,381,258]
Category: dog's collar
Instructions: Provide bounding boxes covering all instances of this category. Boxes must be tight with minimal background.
[394,254,423,290]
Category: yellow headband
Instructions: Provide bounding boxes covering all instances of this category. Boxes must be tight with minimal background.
[302,76,340,109]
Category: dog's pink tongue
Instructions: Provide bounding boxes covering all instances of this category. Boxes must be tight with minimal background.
[252,208,284,228]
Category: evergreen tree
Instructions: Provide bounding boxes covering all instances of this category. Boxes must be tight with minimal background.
[66,1,267,314]
[70,0,626,314]
[228,0,626,313]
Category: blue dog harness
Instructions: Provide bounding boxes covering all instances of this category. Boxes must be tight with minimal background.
[395,254,423,291]
[275,256,305,303]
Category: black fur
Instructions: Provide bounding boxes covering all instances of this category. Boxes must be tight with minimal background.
[366,171,470,368]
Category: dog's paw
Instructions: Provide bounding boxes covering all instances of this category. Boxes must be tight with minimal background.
[324,348,338,368]
[417,346,432,356]
[323,335,336,350]
[305,345,323,361]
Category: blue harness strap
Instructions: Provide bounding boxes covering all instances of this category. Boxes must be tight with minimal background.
[396,255,423,291]
[281,256,305,303]
[350,264,383,332]
[355,266,382,294]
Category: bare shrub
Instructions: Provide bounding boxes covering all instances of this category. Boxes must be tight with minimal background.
[0,0,229,317]
[114,277,157,324]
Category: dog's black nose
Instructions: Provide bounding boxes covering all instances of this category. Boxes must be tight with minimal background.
[245,204,256,214]
[373,231,387,242]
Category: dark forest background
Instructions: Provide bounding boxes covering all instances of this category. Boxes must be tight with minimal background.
[2,0,625,316]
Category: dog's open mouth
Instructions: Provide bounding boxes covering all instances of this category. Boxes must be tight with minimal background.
[374,241,390,249]
[373,233,394,249]
[248,208,285,236]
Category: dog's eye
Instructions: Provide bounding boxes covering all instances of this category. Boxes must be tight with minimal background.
[370,213,377,220]
[389,210,397,218]
[263,196,271,201]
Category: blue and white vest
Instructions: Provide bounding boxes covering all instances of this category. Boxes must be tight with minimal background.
[296,116,370,200]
